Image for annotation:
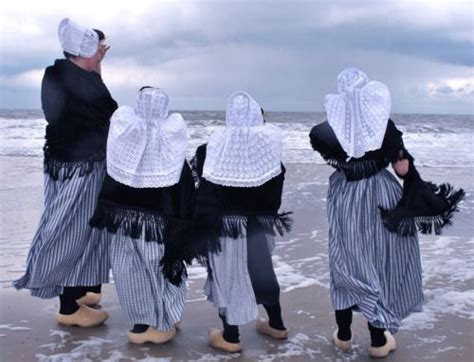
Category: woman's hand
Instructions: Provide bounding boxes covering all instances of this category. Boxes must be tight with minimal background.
[392,159,409,177]
[99,44,111,61]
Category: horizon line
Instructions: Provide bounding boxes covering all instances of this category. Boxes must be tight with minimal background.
[0,108,473,117]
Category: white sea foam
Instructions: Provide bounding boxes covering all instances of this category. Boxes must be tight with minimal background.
[402,236,474,330]
[257,333,321,361]
[0,324,31,331]
[36,337,113,362]
[1,111,472,169]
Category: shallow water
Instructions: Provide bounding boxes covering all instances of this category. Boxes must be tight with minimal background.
[0,110,473,360]
[1,109,473,167]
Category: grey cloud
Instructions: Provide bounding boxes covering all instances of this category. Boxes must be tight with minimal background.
[1,1,473,114]
[436,85,454,94]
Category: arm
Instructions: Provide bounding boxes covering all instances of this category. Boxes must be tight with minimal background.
[41,68,66,125]
[392,150,409,177]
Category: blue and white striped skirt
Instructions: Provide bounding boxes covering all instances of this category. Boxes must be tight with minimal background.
[204,223,277,326]
[109,231,187,331]
[13,162,109,298]
[327,169,423,333]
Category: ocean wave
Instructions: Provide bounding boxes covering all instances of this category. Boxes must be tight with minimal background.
[0,112,473,167]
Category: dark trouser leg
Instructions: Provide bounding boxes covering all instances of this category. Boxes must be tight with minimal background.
[219,313,240,343]
[335,307,353,341]
[247,221,285,330]
[59,286,87,314]
[87,285,101,294]
[131,324,149,333]
[246,219,285,330]
[368,322,387,347]
[263,303,286,330]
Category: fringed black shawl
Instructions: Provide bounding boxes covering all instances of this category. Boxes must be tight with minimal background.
[89,162,196,286]
[379,150,465,236]
[42,59,118,181]
[309,120,403,181]
[190,144,293,256]
[310,120,465,236]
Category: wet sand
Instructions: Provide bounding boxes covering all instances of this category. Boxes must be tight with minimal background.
[1,157,473,361]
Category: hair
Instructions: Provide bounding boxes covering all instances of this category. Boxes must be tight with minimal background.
[93,29,105,41]
[261,107,266,123]
[63,29,105,59]
[139,86,154,92]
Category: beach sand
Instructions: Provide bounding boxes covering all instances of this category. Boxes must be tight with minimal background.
[1,156,473,361]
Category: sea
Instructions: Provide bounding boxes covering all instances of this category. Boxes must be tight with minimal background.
[0,109,473,168]
[0,109,473,360]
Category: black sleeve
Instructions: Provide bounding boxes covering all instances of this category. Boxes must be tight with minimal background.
[269,163,285,212]
[195,144,207,177]
[67,72,117,130]
[309,121,346,161]
[175,161,196,219]
[41,67,66,125]
[381,119,405,163]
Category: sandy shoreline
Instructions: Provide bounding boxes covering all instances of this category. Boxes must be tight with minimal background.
[1,156,473,361]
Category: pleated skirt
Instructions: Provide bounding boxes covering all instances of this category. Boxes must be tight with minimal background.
[327,169,423,333]
[109,231,187,331]
[204,221,279,326]
[13,162,109,298]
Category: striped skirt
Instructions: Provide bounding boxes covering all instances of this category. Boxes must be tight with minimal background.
[13,162,109,299]
[109,231,186,331]
[327,169,423,333]
[204,221,279,326]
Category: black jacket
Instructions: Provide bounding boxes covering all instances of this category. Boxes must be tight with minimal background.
[42,59,117,179]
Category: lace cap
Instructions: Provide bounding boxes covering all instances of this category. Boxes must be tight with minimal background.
[134,88,170,121]
[107,89,187,188]
[203,91,282,187]
[325,67,391,159]
[226,91,264,127]
[58,18,99,58]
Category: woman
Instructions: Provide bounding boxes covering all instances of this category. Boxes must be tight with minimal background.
[13,18,117,327]
[90,87,194,344]
[192,91,292,353]
[310,68,464,358]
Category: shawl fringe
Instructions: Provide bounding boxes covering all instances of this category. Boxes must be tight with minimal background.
[206,212,293,253]
[326,158,384,180]
[380,183,465,236]
[44,156,98,181]
[218,212,293,238]
[89,200,168,242]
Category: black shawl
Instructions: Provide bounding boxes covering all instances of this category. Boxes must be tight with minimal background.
[89,162,196,285]
[190,144,293,256]
[42,59,118,180]
[310,120,465,236]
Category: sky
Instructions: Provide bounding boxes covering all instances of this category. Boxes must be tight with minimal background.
[0,0,473,114]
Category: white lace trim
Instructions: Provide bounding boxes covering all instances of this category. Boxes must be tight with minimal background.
[107,88,187,188]
[58,18,99,58]
[325,67,391,160]
[203,91,283,187]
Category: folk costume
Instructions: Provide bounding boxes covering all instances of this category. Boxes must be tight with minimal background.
[89,88,194,344]
[310,68,464,357]
[13,18,117,327]
[192,91,292,352]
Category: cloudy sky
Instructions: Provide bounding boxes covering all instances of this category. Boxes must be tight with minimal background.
[1,0,473,114]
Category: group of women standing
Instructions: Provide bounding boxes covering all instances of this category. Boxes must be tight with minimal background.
[13,18,464,359]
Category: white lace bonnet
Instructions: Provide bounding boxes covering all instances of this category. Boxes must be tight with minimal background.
[58,18,99,58]
[324,67,391,159]
[107,88,188,188]
[203,91,283,187]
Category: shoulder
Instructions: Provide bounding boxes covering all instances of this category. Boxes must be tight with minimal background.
[309,121,334,145]
[382,119,404,144]
[309,120,345,158]
[196,143,207,159]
